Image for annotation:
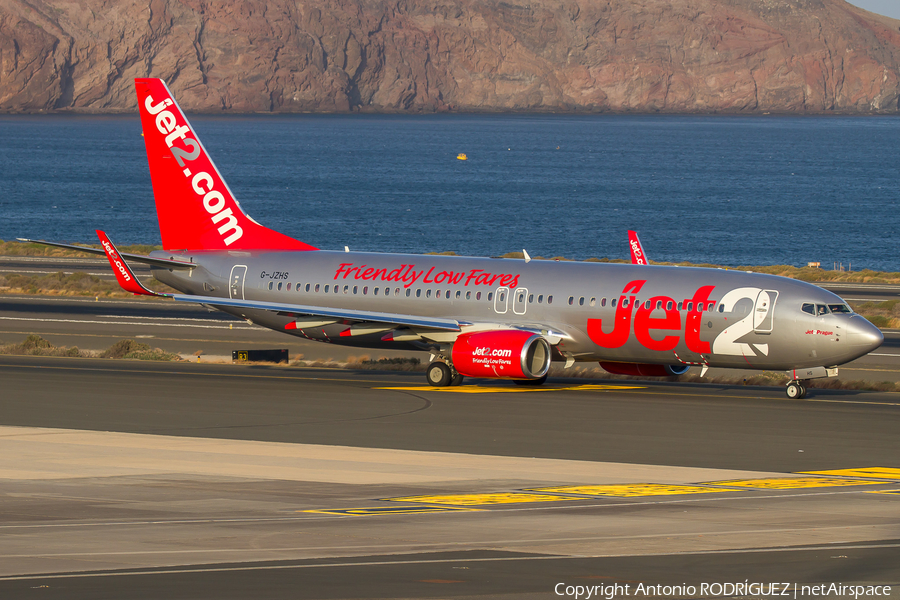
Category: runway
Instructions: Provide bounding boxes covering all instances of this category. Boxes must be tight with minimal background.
[0,356,899,598]
[1,262,899,598]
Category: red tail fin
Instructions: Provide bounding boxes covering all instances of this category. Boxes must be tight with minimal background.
[134,78,317,252]
[628,230,649,265]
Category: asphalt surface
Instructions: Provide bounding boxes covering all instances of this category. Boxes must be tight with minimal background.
[0,356,899,599]
[1,356,898,470]
[1,261,899,599]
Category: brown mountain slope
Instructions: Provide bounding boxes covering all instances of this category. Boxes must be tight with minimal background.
[1,0,899,113]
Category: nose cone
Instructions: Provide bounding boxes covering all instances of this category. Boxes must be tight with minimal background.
[846,315,884,354]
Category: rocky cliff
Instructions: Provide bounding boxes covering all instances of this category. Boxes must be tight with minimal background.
[2,0,899,113]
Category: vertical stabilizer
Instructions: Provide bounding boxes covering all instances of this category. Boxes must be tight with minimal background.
[134,78,317,251]
[628,230,649,265]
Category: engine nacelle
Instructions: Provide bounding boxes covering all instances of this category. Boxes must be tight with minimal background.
[598,362,690,377]
[452,330,551,380]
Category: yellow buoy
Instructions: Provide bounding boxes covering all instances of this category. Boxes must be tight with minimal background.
[457,153,467,160]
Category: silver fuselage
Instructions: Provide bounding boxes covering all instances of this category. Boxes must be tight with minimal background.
[152,250,883,370]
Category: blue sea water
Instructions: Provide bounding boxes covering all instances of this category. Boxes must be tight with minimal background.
[0,114,897,271]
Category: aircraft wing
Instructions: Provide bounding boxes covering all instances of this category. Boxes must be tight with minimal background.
[17,238,197,270]
[94,230,461,332]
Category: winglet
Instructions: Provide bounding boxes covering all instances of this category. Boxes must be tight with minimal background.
[628,230,649,265]
[96,230,169,297]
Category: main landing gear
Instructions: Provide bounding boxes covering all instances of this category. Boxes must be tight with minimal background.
[786,380,808,399]
[427,361,464,387]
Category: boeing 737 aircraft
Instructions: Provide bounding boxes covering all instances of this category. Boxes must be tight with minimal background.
[20,78,883,398]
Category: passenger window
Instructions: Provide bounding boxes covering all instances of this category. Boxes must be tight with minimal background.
[466,291,471,300]
[436,290,441,298]
[548,295,553,304]
[708,302,715,312]
[268,281,274,291]
[416,289,422,298]
[363,286,368,294]
[343,285,349,294]
[324,285,329,293]
[384,288,390,296]
[457,291,462,299]
[406,289,411,297]
[666,301,673,310]
[488,292,494,301]
[395,288,401,296]
[677,301,682,310]
[529,294,534,303]
[305,283,311,292]
[687,302,693,311]
[601,298,606,307]
[718,303,724,313]
[579,297,585,306]
[353,286,358,294]
[644,300,650,309]
[590,297,596,307]
[426,289,432,298]
[446,290,451,298]
[286,283,291,291]
[295,282,300,291]
[568,296,574,306]
[334,285,339,293]
[816,304,829,315]
[374,287,379,295]
[655,300,662,310]
[623,298,629,308]
[314,284,320,292]
[476,292,482,300]
[611,298,616,307]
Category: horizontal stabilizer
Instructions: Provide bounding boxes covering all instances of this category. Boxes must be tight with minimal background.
[16,238,196,270]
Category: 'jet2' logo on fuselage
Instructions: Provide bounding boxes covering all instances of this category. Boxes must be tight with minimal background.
[587,280,715,353]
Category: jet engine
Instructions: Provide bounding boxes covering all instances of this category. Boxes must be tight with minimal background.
[598,362,690,377]
[452,330,551,380]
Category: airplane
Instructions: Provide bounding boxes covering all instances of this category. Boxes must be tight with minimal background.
[19,78,884,399]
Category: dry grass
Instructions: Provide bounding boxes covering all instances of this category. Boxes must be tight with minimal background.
[847,300,900,329]
[0,334,88,358]
[0,239,161,257]
[0,335,182,361]
[0,271,176,298]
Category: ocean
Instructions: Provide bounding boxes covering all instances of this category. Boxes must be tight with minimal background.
[0,113,897,271]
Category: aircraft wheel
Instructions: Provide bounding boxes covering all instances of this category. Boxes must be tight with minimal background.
[797,383,808,399]
[451,373,464,386]
[786,382,803,399]
[427,362,452,387]
[513,374,548,386]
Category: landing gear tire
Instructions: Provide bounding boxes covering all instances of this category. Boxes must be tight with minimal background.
[451,373,464,386]
[427,362,452,387]
[786,382,807,399]
[513,374,548,387]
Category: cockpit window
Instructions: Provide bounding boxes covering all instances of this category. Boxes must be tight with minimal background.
[816,304,830,316]
[801,303,815,315]
[828,304,852,314]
